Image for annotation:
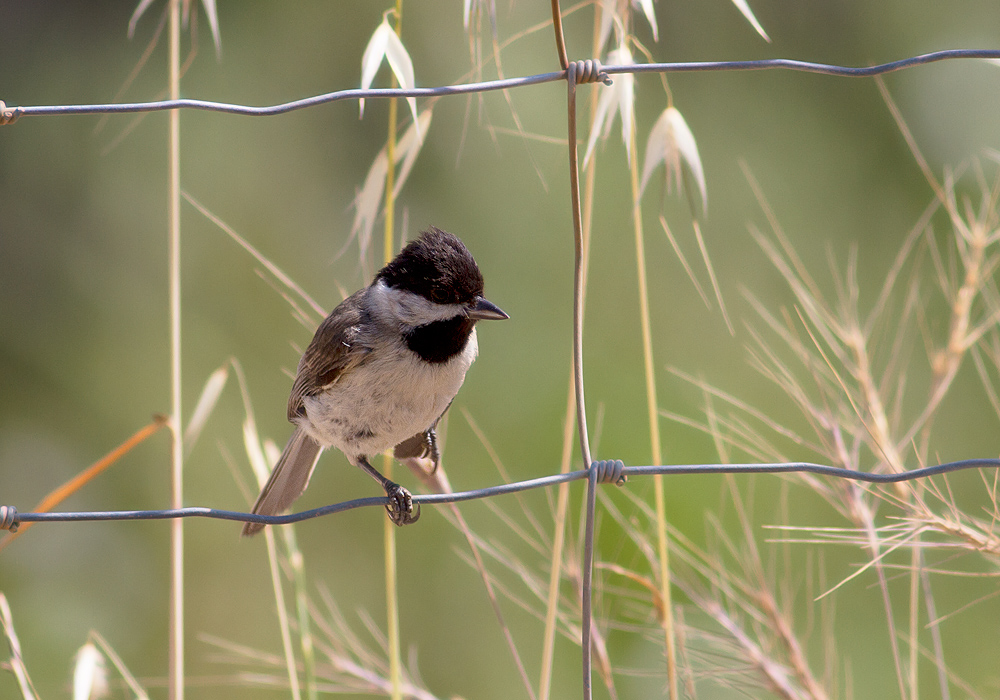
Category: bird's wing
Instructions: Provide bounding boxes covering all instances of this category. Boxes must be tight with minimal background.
[287,288,373,421]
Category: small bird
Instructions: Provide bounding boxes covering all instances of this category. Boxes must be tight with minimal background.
[242,227,507,535]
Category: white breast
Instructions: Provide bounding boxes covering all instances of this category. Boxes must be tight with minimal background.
[296,287,479,465]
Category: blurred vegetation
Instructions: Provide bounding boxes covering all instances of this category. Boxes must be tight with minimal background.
[1,1,999,698]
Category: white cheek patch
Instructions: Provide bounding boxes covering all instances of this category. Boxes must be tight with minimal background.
[371,279,465,327]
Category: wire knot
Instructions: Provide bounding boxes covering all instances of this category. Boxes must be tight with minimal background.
[590,459,627,486]
[0,506,20,533]
[0,102,22,126]
[567,60,611,86]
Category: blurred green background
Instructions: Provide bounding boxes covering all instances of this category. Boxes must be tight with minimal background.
[2,1,999,698]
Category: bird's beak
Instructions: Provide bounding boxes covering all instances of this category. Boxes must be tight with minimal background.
[466,296,509,321]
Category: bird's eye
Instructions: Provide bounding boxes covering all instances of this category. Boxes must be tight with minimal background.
[431,289,449,303]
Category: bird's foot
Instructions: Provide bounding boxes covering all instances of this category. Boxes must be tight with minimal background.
[384,481,420,526]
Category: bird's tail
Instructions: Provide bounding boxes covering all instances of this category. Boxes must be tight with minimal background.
[241,427,322,536]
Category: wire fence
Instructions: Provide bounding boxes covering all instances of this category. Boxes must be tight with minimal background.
[4,49,1000,124]
[4,38,1000,700]
[4,458,1000,532]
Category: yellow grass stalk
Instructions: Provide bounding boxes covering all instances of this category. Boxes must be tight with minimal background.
[629,122,677,700]
[382,4,405,699]
[167,1,184,697]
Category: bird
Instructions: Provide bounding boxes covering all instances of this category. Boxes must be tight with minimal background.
[242,227,508,535]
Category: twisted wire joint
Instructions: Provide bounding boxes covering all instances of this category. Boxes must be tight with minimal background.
[591,459,627,486]
[0,101,23,125]
[0,505,20,533]
[567,60,612,86]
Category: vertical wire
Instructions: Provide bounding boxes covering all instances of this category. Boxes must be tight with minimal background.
[539,49,601,700]
[550,0,569,70]
[565,70,592,473]
[581,466,597,700]
[565,60,596,700]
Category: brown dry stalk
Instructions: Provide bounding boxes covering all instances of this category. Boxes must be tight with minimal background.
[757,589,829,700]
[0,417,167,551]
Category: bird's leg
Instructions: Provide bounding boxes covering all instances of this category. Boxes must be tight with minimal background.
[356,456,420,526]
[426,428,441,473]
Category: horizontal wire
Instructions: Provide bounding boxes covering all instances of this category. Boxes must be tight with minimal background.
[1,72,564,120]
[609,48,1000,77]
[4,458,998,530]
[3,49,1000,122]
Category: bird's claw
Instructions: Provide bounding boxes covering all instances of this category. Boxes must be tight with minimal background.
[384,481,420,526]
